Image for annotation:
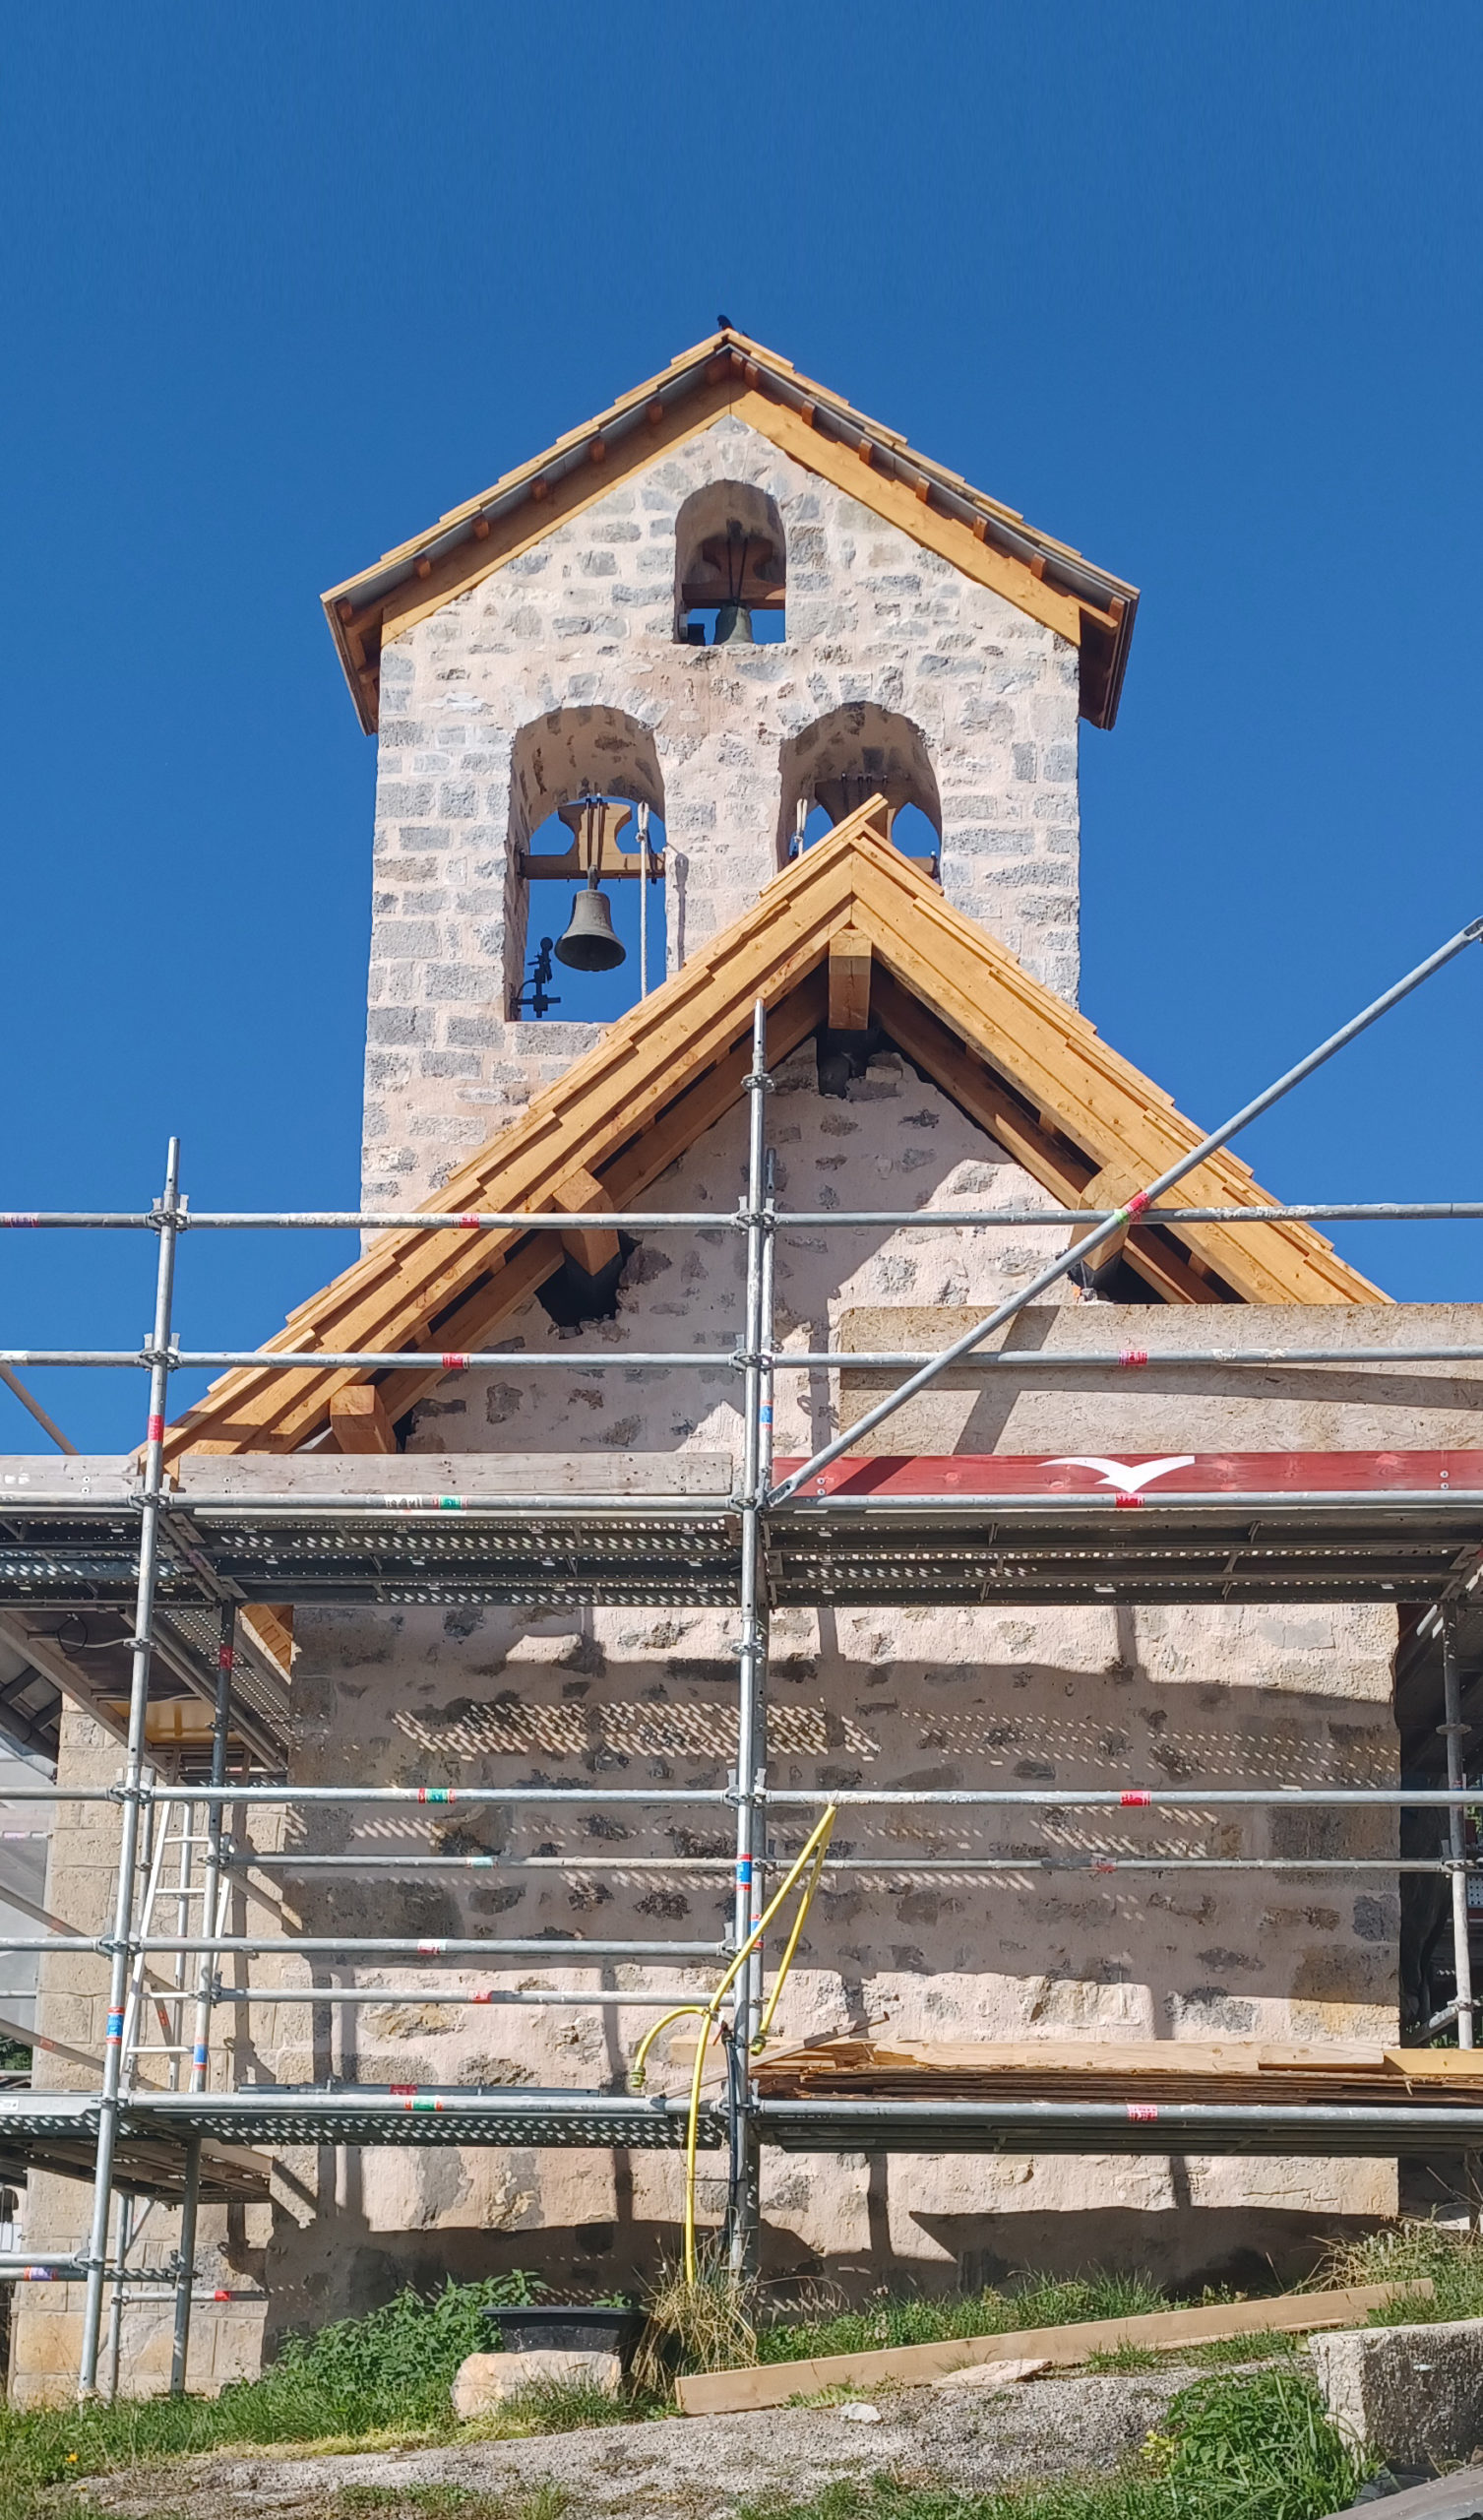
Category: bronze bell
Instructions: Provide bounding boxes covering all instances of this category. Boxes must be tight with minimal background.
[554,873,626,972]
[712,599,755,645]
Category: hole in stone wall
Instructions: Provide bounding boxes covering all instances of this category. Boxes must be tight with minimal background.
[518,800,668,1025]
[674,481,786,647]
[779,705,942,877]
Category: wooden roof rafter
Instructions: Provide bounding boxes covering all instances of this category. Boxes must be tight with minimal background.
[322,329,1139,735]
[163,801,1384,1465]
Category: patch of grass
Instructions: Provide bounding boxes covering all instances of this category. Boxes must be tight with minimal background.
[1153,2365,1372,2516]
[0,2273,556,2516]
[1182,2331,1303,2371]
[1323,2216,1483,2324]
[1082,2346,1165,2374]
[756,2273,1173,2366]
[462,2378,640,2440]
[635,2248,758,2386]
[334,2486,572,2520]
[1084,2328,1303,2377]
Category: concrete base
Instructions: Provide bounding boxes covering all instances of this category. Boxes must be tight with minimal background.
[1313,2318,1483,2467]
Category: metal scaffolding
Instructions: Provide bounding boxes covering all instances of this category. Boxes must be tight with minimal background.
[0,914,1482,2394]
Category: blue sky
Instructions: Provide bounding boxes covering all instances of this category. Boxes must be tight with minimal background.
[1,4,1479,1453]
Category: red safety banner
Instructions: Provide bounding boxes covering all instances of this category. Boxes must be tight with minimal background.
[773,1453,1483,1499]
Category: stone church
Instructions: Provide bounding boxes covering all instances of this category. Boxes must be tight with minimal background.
[21,328,1458,2402]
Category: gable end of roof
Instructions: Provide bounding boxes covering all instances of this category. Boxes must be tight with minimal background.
[323,332,1139,736]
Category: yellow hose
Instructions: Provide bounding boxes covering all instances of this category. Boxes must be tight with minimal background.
[756,1834,832,2047]
[680,1804,836,2280]
[631,2004,710,2091]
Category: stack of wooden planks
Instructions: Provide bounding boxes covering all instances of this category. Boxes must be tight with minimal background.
[752,2036,1483,2109]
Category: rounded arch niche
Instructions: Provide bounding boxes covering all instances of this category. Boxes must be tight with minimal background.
[778,704,942,869]
[507,708,666,1022]
[674,480,786,644]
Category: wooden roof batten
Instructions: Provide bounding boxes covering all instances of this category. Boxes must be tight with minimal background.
[323,329,1139,736]
[163,802,1384,1465]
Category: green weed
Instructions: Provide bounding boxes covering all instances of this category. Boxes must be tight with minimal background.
[461,2378,639,2440]
[755,2273,1172,2365]
[1082,2346,1165,2374]
[1323,2216,1483,2323]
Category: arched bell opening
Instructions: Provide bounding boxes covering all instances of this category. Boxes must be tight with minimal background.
[777,704,942,874]
[506,709,667,1024]
[674,481,786,647]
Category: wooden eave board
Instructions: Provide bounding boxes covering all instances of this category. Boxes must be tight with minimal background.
[321,329,1137,732]
[164,807,1383,1461]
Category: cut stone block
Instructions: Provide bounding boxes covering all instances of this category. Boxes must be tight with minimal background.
[452,2347,622,2419]
[1312,2318,1483,2467]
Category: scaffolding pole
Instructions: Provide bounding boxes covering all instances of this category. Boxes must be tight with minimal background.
[728,1003,771,2274]
[169,1601,234,2395]
[4,1199,1483,1232]
[77,1140,181,2398]
[1443,1608,1476,2052]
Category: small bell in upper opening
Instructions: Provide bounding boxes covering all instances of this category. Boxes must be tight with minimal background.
[712,598,755,645]
[554,871,626,972]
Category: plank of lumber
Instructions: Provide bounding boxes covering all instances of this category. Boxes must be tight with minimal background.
[551,1166,621,1277]
[828,928,872,1032]
[329,1386,396,1454]
[240,1604,293,1680]
[674,2280,1432,2416]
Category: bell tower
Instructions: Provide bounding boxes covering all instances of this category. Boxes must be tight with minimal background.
[333,332,1137,1210]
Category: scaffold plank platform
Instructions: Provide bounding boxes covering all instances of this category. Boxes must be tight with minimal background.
[6,2085,1483,2197]
[0,2089,713,2196]
[0,1453,1480,1609]
[753,2099,1483,2158]
[0,2095,272,2203]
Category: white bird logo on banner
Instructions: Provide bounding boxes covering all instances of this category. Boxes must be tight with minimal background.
[1045,1455,1196,1491]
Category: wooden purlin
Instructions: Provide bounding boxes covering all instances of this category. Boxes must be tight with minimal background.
[163,806,1384,1461]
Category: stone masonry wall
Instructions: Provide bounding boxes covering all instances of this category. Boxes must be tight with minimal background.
[362,412,1080,1209]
